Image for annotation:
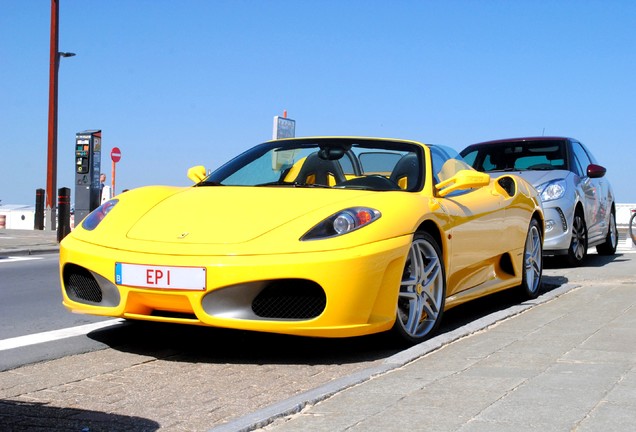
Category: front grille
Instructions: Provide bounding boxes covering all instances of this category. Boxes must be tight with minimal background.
[63,264,103,303]
[252,280,326,319]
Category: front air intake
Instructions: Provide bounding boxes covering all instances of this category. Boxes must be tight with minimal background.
[252,279,326,319]
[64,264,103,303]
[62,263,120,307]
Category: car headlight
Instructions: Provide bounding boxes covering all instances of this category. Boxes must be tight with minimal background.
[538,179,567,202]
[82,199,118,231]
[301,207,381,240]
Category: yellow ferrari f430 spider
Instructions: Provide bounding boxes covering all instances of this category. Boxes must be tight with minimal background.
[60,137,544,344]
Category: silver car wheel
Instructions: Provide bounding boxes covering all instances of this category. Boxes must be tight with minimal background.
[597,211,618,255]
[609,213,617,248]
[396,235,445,340]
[524,222,542,296]
[570,213,587,261]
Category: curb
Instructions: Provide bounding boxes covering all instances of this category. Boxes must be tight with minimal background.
[0,247,60,257]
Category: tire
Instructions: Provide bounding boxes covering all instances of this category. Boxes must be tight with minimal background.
[519,219,543,299]
[392,232,446,345]
[565,209,587,266]
[596,210,618,255]
[631,212,636,245]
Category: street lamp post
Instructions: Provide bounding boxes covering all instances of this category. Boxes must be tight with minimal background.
[45,0,75,231]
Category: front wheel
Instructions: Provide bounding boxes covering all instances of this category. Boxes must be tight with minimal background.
[565,210,587,266]
[519,219,543,299]
[392,232,446,345]
[631,212,636,245]
[596,210,618,255]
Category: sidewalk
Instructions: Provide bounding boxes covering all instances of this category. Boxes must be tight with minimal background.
[0,229,59,255]
[217,258,636,432]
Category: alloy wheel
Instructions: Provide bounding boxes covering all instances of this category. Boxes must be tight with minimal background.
[524,222,542,296]
[570,213,587,261]
[396,235,445,340]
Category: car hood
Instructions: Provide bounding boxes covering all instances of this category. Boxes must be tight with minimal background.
[70,185,422,255]
[125,186,370,244]
[488,169,571,188]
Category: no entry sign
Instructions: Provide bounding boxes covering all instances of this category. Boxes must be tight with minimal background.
[111,147,122,163]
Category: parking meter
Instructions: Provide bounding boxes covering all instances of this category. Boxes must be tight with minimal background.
[74,130,102,223]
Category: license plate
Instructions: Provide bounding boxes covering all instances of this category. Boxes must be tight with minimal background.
[115,263,206,290]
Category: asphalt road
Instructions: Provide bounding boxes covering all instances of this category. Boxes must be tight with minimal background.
[0,254,107,338]
[0,254,109,371]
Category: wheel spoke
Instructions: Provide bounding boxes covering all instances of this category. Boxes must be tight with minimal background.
[404,296,424,333]
[422,258,442,310]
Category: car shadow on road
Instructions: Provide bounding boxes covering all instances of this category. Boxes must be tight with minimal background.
[544,252,625,269]
[0,399,160,431]
[87,274,568,366]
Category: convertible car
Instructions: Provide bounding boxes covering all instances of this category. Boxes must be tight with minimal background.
[60,137,544,344]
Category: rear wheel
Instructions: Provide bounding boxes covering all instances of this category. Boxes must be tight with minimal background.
[392,232,446,345]
[519,219,542,299]
[565,209,587,266]
[596,210,618,255]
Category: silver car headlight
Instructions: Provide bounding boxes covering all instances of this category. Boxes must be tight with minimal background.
[537,179,567,202]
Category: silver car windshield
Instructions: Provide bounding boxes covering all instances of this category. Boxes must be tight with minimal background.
[462,140,568,172]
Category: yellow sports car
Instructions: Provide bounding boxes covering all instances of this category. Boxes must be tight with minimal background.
[60,137,544,344]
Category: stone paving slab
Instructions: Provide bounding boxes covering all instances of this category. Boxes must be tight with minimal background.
[258,280,636,432]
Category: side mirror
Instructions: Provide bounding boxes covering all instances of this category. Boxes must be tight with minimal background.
[187,165,207,184]
[587,163,606,179]
[435,170,490,197]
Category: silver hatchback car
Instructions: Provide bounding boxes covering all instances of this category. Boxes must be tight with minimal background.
[461,137,617,266]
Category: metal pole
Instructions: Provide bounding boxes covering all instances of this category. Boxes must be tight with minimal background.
[111,159,116,198]
[46,0,60,231]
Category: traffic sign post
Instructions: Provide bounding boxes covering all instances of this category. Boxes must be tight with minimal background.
[110,147,121,196]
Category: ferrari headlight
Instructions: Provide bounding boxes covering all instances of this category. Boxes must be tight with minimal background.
[302,207,381,240]
[538,179,567,202]
[82,199,118,231]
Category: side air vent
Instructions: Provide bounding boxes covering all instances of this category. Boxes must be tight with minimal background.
[497,176,516,196]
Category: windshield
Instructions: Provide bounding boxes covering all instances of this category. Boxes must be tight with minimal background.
[201,138,424,191]
[461,139,568,172]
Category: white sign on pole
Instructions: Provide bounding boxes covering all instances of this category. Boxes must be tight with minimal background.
[273,116,296,139]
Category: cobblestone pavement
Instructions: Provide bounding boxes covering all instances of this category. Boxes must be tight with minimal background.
[1,345,385,431]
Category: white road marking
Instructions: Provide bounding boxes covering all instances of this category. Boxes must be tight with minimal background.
[0,319,125,351]
[0,256,44,263]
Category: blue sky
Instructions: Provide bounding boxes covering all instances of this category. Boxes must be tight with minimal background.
[1,0,635,206]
